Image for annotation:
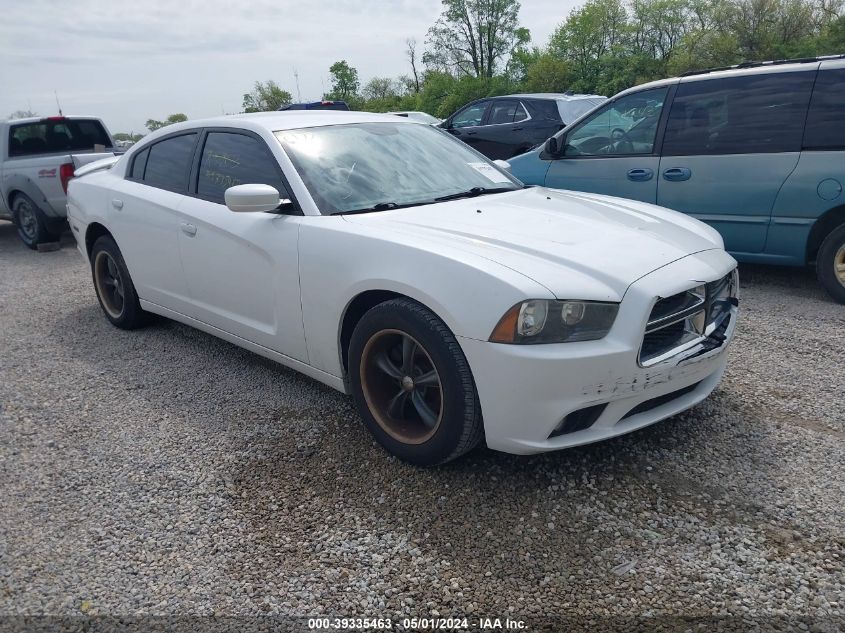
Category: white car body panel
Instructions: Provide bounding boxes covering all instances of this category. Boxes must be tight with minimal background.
[67,112,738,455]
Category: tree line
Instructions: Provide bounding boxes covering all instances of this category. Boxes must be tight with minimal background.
[142,0,845,133]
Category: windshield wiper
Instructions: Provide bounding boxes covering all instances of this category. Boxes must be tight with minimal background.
[333,201,431,216]
[434,186,516,202]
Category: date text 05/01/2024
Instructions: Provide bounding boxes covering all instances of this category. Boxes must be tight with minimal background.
[308,617,527,630]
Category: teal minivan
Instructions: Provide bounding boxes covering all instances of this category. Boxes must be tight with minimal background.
[508,56,845,303]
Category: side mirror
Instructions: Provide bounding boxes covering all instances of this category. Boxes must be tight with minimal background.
[544,137,559,156]
[493,159,512,172]
[224,184,288,213]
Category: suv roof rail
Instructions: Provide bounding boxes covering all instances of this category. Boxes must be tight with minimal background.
[680,53,845,77]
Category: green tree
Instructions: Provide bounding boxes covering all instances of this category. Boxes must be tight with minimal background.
[242,80,292,112]
[326,60,360,100]
[424,0,529,77]
[521,54,574,92]
[362,77,399,101]
[145,113,188,132]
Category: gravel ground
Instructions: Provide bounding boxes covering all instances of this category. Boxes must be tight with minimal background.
[0,220,843,632]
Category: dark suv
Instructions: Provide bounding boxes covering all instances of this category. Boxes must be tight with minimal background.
[440,93,606,160]
[278,101,350,111]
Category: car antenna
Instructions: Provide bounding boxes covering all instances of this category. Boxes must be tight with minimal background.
[54,90,63,116]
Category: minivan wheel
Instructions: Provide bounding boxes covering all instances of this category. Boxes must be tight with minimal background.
[348,298,483,466]
[817,223,845,304]
[12,193,61,249]
[90,235,148,329]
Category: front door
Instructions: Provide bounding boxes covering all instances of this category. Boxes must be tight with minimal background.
[656,70,815,254]
[544,87,671,204]
[445,101,489,154]
[176,130,307,362]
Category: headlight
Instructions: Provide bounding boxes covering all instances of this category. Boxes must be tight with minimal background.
[490,300,619,344]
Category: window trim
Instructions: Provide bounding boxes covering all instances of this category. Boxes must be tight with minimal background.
[125,129,201,195]
[547,84,676,161]
[189,127,303,215]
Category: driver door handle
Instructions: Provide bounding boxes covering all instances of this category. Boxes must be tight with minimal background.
[180,222,197,237]
[626,168,654,182]
[663,167,692,181]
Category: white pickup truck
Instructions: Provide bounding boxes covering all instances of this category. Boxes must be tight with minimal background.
[0,116,117,248]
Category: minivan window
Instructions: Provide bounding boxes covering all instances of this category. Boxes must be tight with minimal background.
[143,133,197,193]
[197,132,288,204]
[803,68,845,151]
[8,118,112,157]
[564,88,668,156]
[662,71,814,156]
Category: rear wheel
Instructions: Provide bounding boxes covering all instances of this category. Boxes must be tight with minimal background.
[91,235,148,329]
[12,193,61,249]
[817,223,845,304]
[349,298,483,466]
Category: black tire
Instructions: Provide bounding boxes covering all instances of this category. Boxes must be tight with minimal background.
[90,235,148,329]
[348,298,483,466]
[817,223,845,304]
[11,193,62,249]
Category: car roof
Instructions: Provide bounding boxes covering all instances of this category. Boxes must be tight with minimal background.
[498,93,606,101]
[3,115,104,125]
[136,111,420,139]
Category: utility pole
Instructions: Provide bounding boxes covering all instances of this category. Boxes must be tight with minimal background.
[294,69,302,102]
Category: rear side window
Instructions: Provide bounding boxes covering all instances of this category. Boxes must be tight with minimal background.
[143,133,197,193]
[130,148,149,180]
[488,100,522,125]
[528,100,561,121]
[8,118,112,157]
[197,132,288,204]
[662,72,814,156]
[803,68,845,150]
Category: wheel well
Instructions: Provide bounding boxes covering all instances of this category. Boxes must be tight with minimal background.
[339,290,402,373]
[7,189,23,209]
[807,205,845,264]
[85,222,112,257]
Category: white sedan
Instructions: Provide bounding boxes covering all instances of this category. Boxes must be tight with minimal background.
[67,112,738,465]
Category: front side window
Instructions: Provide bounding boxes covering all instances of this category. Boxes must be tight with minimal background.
[803,68,845,150]
[662,71,815,156]
[564,88,668,156]
[451,103,487,128]
[197,132,288,204]
[143,133,197,193]
[276,122,520,215]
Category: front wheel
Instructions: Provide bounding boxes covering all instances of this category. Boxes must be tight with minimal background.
[348,298,483,466]
[817,224,845,304]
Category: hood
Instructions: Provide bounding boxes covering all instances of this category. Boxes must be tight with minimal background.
[343,187,724,301]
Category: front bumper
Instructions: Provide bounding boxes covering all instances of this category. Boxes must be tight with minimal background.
[460,249,738,455]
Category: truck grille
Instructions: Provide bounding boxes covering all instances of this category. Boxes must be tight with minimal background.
[639,271,736,366]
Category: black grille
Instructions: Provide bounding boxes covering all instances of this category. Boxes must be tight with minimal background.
[620,381,701,420]
[549,403,607,438]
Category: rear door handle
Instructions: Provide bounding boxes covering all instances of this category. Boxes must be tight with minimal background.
[111,199,123,209]
[180,222,197,237]
[663,167,691,181]
[465,131,477,135]
[626,168,654,182]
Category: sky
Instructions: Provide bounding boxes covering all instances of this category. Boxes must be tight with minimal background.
[0,0,581,134]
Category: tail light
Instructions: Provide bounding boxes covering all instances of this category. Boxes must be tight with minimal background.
[60,163,75,193]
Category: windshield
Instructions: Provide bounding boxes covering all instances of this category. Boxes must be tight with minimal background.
[275,122,520,214]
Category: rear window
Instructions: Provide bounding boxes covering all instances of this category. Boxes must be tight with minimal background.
[8,118,112,157]
[803,68,845,150]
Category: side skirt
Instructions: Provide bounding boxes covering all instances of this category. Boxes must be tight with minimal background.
[139,299,349,394]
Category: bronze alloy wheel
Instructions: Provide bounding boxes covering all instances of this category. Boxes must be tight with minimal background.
[93,250,126,319]
[835,244,845,288]
[359,329,444,444]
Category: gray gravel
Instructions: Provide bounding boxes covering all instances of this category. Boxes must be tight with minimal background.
[1,220,843,631]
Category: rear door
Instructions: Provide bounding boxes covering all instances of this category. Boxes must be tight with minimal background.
[470,99,536,159]
[657,68,816,254]
[108,132,197,314]
[543,86,670,204]
[444,101,490,154]
[176,129,307,362]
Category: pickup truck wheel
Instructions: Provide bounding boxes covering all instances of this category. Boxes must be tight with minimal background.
[12,193,59,249]
[817,223,845,304]
[349,298,483,466]
[91,235,148,329]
